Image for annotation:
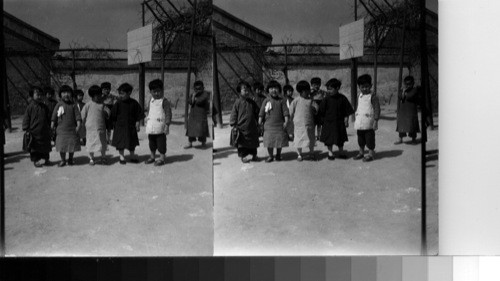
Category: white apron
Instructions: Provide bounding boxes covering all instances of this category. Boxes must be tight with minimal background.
[354,93,375,130]
[146,98,167,135]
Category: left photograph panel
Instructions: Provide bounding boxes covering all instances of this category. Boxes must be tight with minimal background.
[1,0,214,256]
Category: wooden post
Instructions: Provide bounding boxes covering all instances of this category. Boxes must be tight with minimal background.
[212,35,223,128]
[161,30,165,85]
[71,50,77,90]
[395,8,407,107]
[419,0,428,255]
[185,0,197,129]
[0,0,6,256]
[284,47,289,85]
[373,24,378,96]
[350,0,358,121]
[139,2,146,125]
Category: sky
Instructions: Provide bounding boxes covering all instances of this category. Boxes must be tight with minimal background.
[4,0,438,48]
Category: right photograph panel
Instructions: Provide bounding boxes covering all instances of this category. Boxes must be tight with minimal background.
[212,0,438,255]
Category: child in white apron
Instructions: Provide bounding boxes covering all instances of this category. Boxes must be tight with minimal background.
[145,79,172,166]
[353,74,381,162]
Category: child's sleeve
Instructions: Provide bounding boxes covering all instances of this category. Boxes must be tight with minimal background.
[258,99,267,118]
[163,98,172,125]
[51,103,60,124]
[345,96,355,116]
[81,104,88,124]
[22,105,31,131]
[110,103,118,122]
[74,105,82,123]
[372,95,381,121]
[282,99,290,118]
[229,101,238,126]
[136,101,144,122]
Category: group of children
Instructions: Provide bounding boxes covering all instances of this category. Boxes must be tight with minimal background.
[22,79,174,167]
[230,74,381,163]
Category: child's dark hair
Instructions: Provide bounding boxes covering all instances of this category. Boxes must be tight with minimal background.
[101,82,111,90]
[194,80,204,88]
[296,80,311,93]
[252,82,264,92]
[326,78,342,89]
[266,80,282,93]
[117,83,133,93]
[58,85,73,97]
[283,84,294,93]
[310,77,321,85]
[43,86,55,97]
[75,89,84,97]
[149,79,163,91]
[357,74,372,86]
[88,85,102,98]
[404,76,415,83]
[29,86,43,98]
[236,81,251,93]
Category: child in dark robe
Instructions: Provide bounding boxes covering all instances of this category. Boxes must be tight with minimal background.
[229,81,260,163]
[101,82,117,144]
[111,83,143,164]
[44,86,58,144]
[75,89,86,146]
[185,80,210,148]
[258,80,290,162]
[51,85,82,167]
[22,86,52,167]
[319,78,354,160]
[283,84,295,141]
[395,75,420,144]
[310,77,326,140]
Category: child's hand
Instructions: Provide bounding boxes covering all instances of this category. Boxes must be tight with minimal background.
[164,125,170,135]
[373,120,378,131]
[136,123,140,132]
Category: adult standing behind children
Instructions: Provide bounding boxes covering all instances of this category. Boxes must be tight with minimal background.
[185,80,210,149]
[145,79,172,166]
[353,74,380,162]
[81,85,110,166]
[310,77,326,140]
[395,75,420,145]
[230,81,260,163]
[23,86,52,167]
[101,82,117,144]
[319,78,354,160]
[258,80,290,162]
[51,85,82,167]
[288,81,317,161]
[111,83,144,164]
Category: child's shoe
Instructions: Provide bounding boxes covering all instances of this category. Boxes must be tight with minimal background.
[265,156,274,163]
[89,159,95,166]
[58,161,67,167]
[154,159,165,166]
[362,155,374,162]
[145,158,155,164]
[353,154,364,160]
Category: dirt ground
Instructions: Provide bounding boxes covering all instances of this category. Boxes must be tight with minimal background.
[3,109,213,256]
[213,103,438,255]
